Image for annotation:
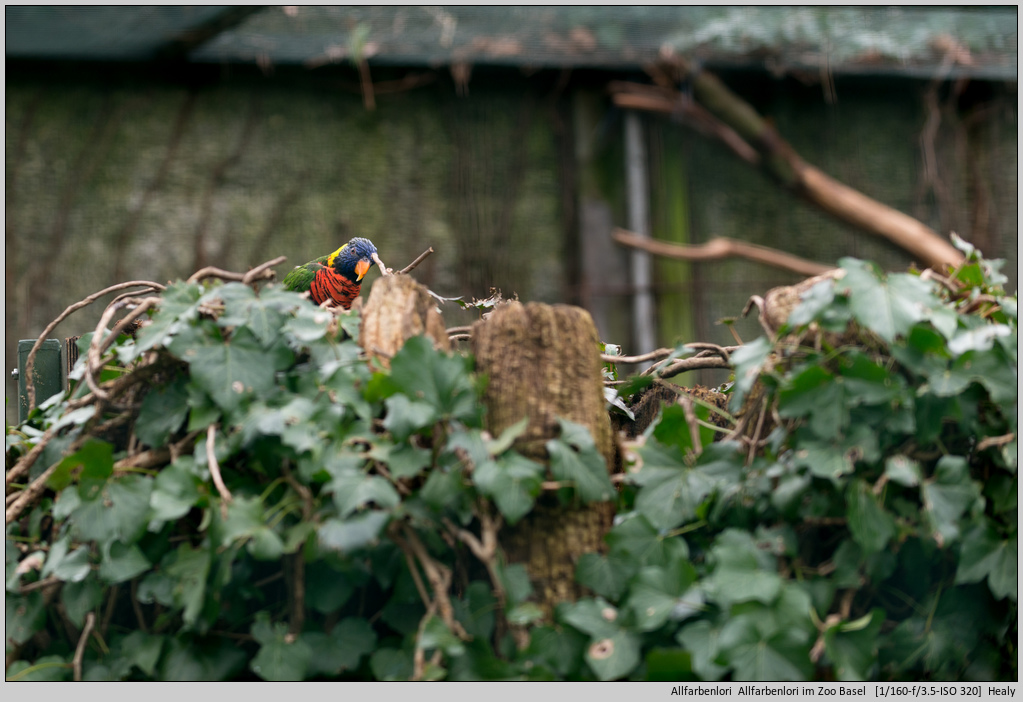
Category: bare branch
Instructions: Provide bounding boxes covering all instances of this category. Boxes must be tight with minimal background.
[73,612,96,682]
[24,281,164,410]
[399,247,435,275]
[614,228,833,277]
[206,424,233,518]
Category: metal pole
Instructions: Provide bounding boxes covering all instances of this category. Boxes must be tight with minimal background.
[624,110,657,355]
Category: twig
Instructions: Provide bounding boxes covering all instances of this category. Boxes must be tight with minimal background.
[24,281,165,410]
[373,461,411,496]
[6,457,65,525]
[242,255,287,285]
[18,576,60,594]
[370,251,392,276]
[73,612,96,682]
[206,424,233,518]
[746,399,769,465]
[977,433,1015,451]
[442,508,505,606]
[399,247,435,275]
[446,326,472,335]
[601,347,673,364]
[411,599,439,681]
[188,255,286,284]
[100,584,119,639]
[6,427,56,488]
[391,523,469,641]
[287,553,305,640]
[650,356,731,379]
[130,579,149,634]
[114,447,171,472]
[677,394,703,457]
[686,343,736,362]
[281,463,315,520]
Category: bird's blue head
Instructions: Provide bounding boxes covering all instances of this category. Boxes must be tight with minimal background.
[328,237,378,282]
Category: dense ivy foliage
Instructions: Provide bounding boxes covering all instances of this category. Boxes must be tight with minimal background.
[6,241,1016,681]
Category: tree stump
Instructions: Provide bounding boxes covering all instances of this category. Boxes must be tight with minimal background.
[471,301,615,617]
[359,275,449,366]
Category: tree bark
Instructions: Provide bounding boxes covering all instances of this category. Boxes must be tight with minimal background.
[359,275,450,367]
[471,302,615,617]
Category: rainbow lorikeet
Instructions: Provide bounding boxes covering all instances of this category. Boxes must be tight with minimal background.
[283,237,380,309]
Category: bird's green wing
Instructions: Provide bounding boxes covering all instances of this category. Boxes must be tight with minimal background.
[283,256,328,293]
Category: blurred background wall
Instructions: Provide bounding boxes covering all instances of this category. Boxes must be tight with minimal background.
[6,6,1017,421]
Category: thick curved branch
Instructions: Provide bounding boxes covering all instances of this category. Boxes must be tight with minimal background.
[614,228,833,277]
[609,68,965,269]
[24,281,164,410]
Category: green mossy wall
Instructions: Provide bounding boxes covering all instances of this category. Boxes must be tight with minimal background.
[5,64,1016,416]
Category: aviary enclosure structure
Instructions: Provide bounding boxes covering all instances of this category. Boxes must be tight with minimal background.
[5,6,1018,682]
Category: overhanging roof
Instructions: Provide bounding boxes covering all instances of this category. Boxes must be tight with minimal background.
[6,5,1017,81]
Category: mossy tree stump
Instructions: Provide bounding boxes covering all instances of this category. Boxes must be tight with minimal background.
[470,301,615,617]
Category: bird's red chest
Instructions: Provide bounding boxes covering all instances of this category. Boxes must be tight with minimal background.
[310,268,362,309]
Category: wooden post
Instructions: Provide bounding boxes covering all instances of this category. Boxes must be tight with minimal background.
[17,339,64,422]
[359,275,450,367]
[471,301,615,617]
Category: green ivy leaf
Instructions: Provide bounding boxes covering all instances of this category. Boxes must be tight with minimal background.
[921,456,982,544]
[729,336,773,411]
[150,460,202,522]
[318,512,390,554]
[369,648,413,681]
[159,635,247,681]
[61,577,102,628]
[250,612,313,681]
[584,630,641,681]
[305,617,377,677]
[72,474,153,545]
[677,620,726,681]
[778,365,847,439]
[187,328,283,412]
[99,540,151,584]
[135,281,202,353]
[454,581,498,639]
[420,616,466,656]
[6,592,47,649]
[118,631,165,678]
[956,524,1017,601]
[135,375,189,447]
[824,608,884,681]
[606,513,689,569]
[546,437,614,503]
[718,613,813,681]
[382,394,438,441]
[473,453,543,525]
[367,441,431,480]
[884,455,921,487]
[704,529,783,607]
[389,335,478,422]
[633,441,742,530]
[557,598,621,639]
[846,480,896,554]
[326,473,400,518]
[5,656,71,681]
[840,259,948,343]
[165,542,211,628]
[575,552,633,601]
[495,562,533,607]
[624,564,701,632]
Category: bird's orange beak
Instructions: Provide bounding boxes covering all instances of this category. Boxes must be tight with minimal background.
[355,258,372,281]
